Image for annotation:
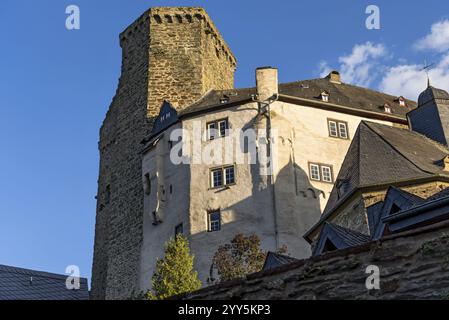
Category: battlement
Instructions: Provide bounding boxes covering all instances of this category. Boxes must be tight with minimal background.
[119,7,236,68]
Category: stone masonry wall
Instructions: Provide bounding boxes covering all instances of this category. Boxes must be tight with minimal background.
[91,7,236,300]
[183,221,449,300]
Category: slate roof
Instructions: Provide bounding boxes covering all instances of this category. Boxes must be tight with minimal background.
[418,85,449,106]
[327,223,371,247]
[262,252,299,271]
[0,264,89,300]
[305,121,449,240]
[179,76,416,119]
[312,222,370,256]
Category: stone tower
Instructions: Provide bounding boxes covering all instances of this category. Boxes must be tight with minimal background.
[91,7,236,300]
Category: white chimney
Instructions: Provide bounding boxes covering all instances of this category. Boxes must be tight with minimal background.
[256,67,278,102]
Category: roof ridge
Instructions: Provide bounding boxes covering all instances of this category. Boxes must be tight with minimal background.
[0,264,86,282]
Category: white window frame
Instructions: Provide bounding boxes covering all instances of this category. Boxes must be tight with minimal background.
[321,166,332,183]
[224,166,235,185]
[211,168,223,188]
[328,121,338,137]
[207,119,228,140]
[338,122,348,139]
[328,119,349,139]
[210,165,235,188]
[309,163,334,183]
[208,211,221,232]
[309,164,321,181]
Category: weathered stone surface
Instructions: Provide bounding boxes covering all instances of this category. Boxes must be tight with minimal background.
[91,7,236,300]
[182,222,449,300]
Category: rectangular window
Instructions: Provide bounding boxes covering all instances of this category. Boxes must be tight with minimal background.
[211,169,223,188]
[321,166,332,183]
[338,122,348,139]
[207,122,217,140]
[207,119,229,140]
[210,165,235,188]
[328,121,338,137]
[208,211,221,232]
[175,223,183,236]
[309,164,320,181]
[218,120,228,137]
[309,163,334,183]
[328,119,349,139]
[224,166,235,185]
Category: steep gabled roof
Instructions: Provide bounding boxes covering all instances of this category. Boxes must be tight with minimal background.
[313,223,370,256]
[262,252,299,271]
[305,121,449,241]
[0,264,89,300]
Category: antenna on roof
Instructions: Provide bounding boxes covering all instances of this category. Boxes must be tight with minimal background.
[420,59,435,88]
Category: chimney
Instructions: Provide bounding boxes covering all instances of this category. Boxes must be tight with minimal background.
[256,67,278,102]
[326,70,341,84]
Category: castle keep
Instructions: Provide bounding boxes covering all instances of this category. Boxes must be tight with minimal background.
[91,7,236,300]
[93,7,418,299]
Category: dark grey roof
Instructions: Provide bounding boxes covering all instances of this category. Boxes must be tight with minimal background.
[179,76,416,118]
[305,121,449,240]
[418,86,449,106]
[312,222,370,256]
[262,252,299,271]
[325,121,449,214]
[328,223,371,247]
[0,264,89,300]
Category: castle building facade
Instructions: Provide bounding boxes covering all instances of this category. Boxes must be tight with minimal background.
[92,6,415,299]
[304,86,449,254]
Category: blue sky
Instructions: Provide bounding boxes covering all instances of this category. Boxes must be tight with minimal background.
[1,0,449,284]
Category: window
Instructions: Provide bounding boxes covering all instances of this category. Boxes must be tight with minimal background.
[211,168,223,188]
[310,164,320,181]
[384,103,392,113]
[175,223,183,236]
[211,166,235,188]
[321,166,332,183]
[224,166,235,185]
[208,211,221,232]
[309,163,334,183]
[328,119,349,139]
[338,122,348,139]
[328,121,338,137]
[320,91,329,102]
[207,119,229,140]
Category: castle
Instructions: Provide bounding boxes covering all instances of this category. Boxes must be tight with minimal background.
[91,7,418,299]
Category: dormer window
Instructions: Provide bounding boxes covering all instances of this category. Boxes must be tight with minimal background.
[384,103,392,113]
[320,91,330,102]
[398,96,406,107]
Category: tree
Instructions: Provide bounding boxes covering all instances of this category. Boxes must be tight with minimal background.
[148,234,201,300]
[212,234,287,282]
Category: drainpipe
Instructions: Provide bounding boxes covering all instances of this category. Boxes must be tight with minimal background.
[253,67,280,249]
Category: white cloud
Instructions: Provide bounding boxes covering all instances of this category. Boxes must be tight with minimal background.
[317,42,387,86]
[317,60,332,78]
[415,19,449,52]
[379,53,449,100]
